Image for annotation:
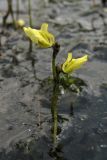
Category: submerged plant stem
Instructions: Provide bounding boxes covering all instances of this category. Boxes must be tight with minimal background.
[51,82,59,146]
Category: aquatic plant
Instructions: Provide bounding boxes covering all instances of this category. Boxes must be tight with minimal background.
[23,22,88,147]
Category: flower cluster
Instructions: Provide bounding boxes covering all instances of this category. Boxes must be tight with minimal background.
[23,23,88,74]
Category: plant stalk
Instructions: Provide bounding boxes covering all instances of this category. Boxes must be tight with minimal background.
[3,0,15,27]
[52,52,56,80]
[51,80,59,146]
[52,43,60,81]
[28,0,33,55]
[16,0,19,20]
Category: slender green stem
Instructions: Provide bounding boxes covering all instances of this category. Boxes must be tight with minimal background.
[51,81,59,146]
[52,43,60,81]
[53,100,58,145]
[16,0,19,20]
[29,40,32,53]
[52,52,56,80]
[51,43,60,145]
[10,1,15,26]
[28,0,33,55]
[3,0,15,27]
[28,0,32,27]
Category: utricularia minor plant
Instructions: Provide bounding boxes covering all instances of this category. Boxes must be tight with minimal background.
[23,23,88,146]
[23,23,88,81]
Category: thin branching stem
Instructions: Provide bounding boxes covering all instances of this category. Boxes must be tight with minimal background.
[3,0,15,27]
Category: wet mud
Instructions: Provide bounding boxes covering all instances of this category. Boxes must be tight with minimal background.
[0,0,107,159]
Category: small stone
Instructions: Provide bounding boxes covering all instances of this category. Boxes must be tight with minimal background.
[28,129,31,132]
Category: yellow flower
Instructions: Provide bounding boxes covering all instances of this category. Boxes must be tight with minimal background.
[62,53,88,73]
[23,23,55,48]
[16,19,25,27]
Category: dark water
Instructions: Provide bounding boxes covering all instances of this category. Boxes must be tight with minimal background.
[0,0,107,159]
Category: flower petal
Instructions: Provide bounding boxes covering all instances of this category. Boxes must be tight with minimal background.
[62,53,72,72]
[24,27,43,44]
[71,55,88,71]
[23,23,55,48]
[67,53,72,62]
[62,54,88,73]
[41,23,48,31]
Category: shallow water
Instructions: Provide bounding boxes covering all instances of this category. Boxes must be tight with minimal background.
[0,0,107,160]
